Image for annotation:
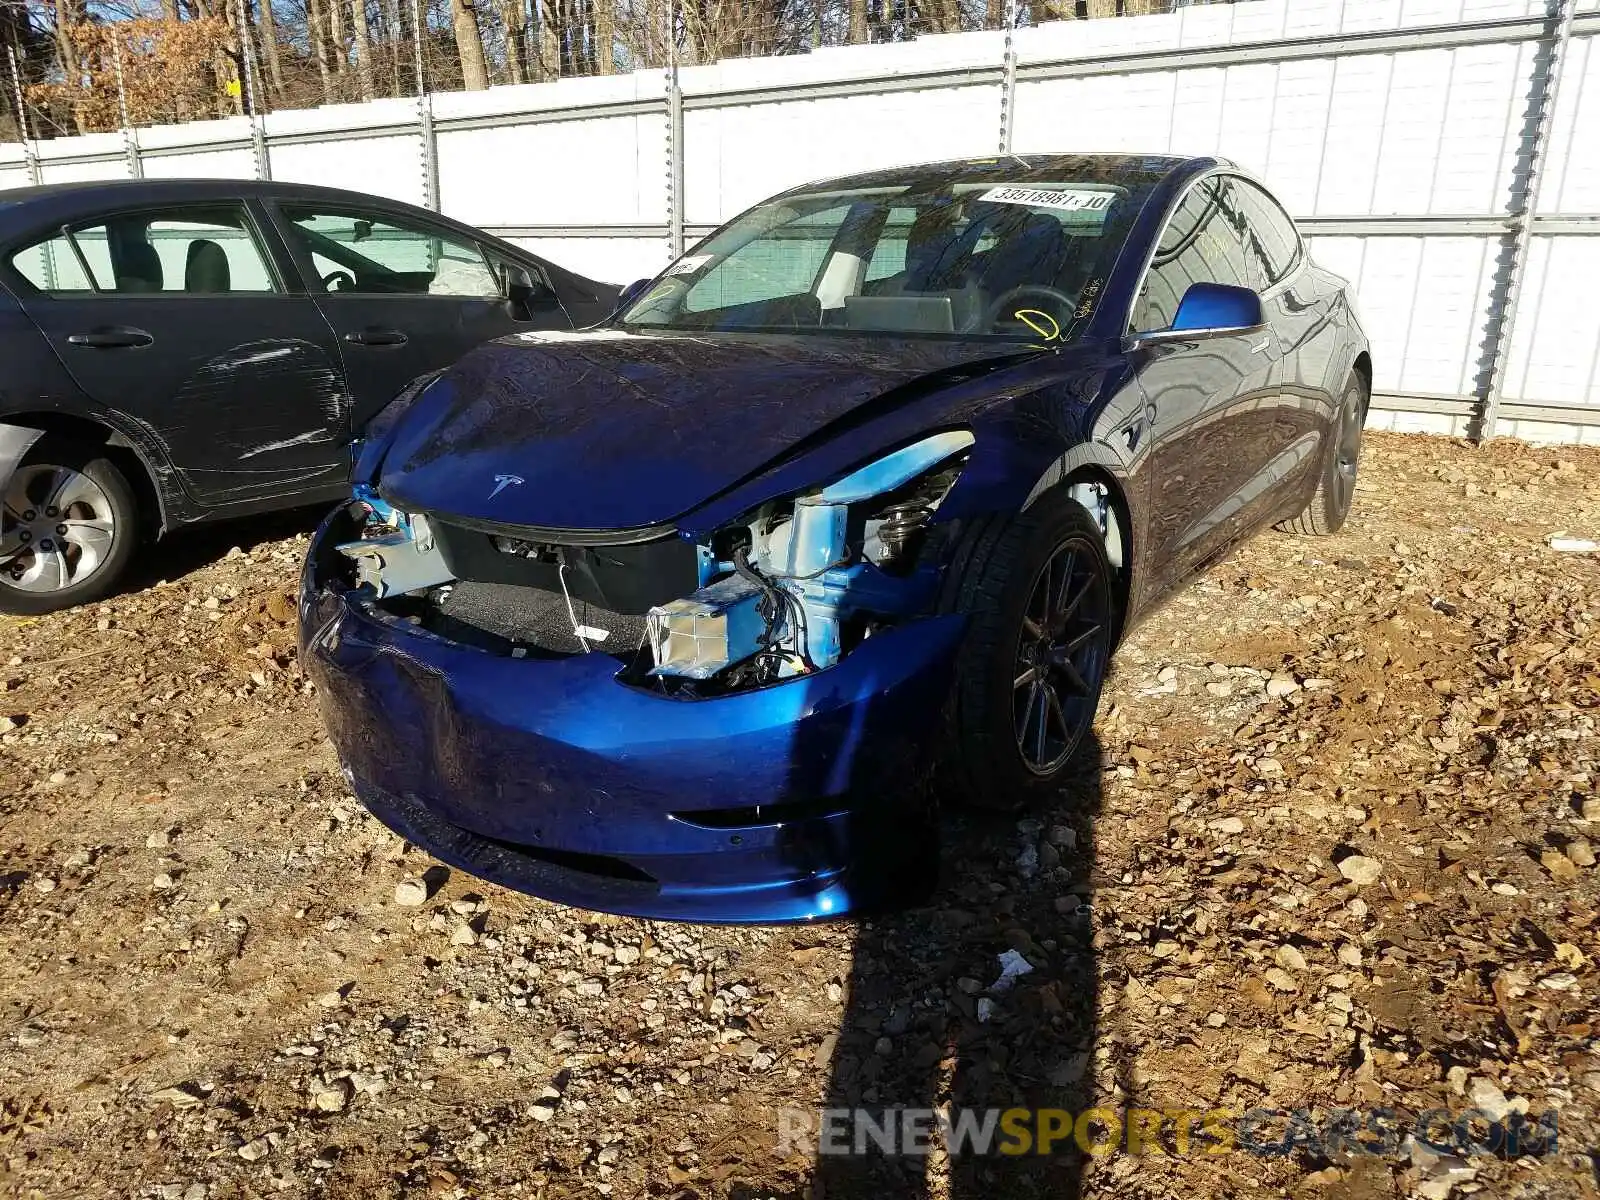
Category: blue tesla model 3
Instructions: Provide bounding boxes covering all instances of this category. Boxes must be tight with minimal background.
[300,154,1370,923]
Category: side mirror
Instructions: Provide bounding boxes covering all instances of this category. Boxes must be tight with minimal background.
[615,277,653,312]
[503,263,556,307]
[1125,282,1265,351]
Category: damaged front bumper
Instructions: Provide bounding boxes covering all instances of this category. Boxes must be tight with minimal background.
[299,505,965,923]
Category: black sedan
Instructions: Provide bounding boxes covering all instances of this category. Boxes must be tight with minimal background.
[0,179,619,612]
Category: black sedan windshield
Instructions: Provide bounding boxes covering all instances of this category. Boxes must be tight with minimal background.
[622,179,1143,342]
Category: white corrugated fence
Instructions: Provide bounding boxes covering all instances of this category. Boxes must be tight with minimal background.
[4,0,1598,442]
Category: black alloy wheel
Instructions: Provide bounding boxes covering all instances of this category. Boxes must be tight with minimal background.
[1013,536,1112,775]
[944,489,1118,811]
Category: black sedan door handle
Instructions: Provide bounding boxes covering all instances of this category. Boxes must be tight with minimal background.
[344,329,409,347]
[66,327,153,349]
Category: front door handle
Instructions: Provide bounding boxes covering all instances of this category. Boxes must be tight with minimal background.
[344,328,409,347]
[66,327,153,349]
[1124,401,1159,452]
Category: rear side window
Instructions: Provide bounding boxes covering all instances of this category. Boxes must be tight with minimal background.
[11,233,106,292]
[8,206,277,295]
[1134,179,1251,331]
[1228,178,1301,288]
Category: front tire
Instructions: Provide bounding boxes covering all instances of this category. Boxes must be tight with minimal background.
[0,440,139,615]
[1278,371,1367,536]
[942,490,1117,812]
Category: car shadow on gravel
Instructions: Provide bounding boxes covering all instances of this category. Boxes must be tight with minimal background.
[810,730,1105,1200]
[116,503,330,596]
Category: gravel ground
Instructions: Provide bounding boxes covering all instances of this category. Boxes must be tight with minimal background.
[2,432,1598,1200]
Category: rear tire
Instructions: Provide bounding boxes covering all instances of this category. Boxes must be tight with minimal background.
[0,439,139,615]
[941,489,1117,812]
[1278,371,1367,537]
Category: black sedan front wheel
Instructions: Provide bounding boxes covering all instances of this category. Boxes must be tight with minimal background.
[943,489,1116,811]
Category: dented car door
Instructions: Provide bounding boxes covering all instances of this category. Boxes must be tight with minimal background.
[10,199,350,506]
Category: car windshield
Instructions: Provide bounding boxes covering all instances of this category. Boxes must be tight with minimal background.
[620,179,1143,342]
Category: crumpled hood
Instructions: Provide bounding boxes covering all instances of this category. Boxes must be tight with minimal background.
[376,328,1033,530]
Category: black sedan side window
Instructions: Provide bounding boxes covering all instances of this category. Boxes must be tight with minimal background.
[9,206,277,295]
[282,208,501,298]
[1134,180,1251,333]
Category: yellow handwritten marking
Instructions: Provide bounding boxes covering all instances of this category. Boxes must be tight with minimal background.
[1014,308,1061,341]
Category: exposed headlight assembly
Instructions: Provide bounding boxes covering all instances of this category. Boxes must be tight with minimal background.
[646,431,974,683]
[335,485,455,599]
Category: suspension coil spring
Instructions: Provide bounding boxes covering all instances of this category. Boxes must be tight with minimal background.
[877,500,934,562]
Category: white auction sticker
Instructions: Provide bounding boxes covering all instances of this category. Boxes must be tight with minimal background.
[664,253,713,276]
[978,186,1115,213]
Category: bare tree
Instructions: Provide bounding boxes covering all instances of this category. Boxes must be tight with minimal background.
[593,0,612,72]
[531,0,557,78]
[328,0,346,79]
[349,0,375,96]
[383,0,402,93]
[498,0,526,81]
[52,0,77,81]
[451,0,488,87]
[255,0,285,98]
[307,0,334,98]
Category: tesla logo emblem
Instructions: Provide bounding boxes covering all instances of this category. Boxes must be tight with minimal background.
[488,474,524,500]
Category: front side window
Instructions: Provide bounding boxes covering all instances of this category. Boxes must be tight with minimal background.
[1133,180,1252,332]
[622,179,1141,342]
[8,205,276,295]
[283,208,500,298]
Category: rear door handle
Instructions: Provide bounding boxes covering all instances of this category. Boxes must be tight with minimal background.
[344,329,409,347]
[66,327,153,349]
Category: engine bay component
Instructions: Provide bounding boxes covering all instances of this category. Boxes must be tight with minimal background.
[645,431,974,682]
[646,574,772,679]
[336,491,455,599]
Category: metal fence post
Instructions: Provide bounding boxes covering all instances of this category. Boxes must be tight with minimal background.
[6,46,40,187]
[237,0,271,180]
[418,94,439,211]
[111,38,144,179]
[666,68,684,260]
[1479,0,1576,442]
[998,0,1019,154]
[664,0,685,261]
[411,0,439,211]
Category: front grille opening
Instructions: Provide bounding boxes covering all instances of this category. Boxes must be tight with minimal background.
[486,839,658,885]
[381,580,648,660]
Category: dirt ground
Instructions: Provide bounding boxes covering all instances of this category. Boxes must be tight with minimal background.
[1,432,1598,1200]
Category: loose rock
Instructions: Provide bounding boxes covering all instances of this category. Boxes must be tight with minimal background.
[1336,855,1383,885]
